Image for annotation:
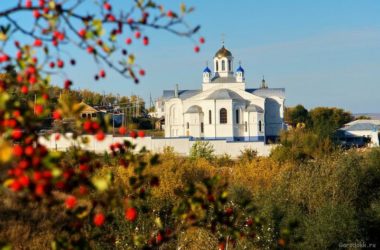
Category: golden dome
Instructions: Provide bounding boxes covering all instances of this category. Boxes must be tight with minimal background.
[214,46,232,58]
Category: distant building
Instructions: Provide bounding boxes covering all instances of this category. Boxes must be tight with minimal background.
[338,119,380,147]
[79,102,99,119]
[149,97,165,118]
[160,45,285,142]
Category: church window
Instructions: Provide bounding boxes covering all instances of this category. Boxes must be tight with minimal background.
[209,110,212,124]
[216,61,219,71]
[235,109,240,124]
[220,108,227,124]
[201,122,204,133]
[222,60,225,71]
[259,121,262,132]
[186,122,189,129]
[245,121,248,132]
[228,60,231,71]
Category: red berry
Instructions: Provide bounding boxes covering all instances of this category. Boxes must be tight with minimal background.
[135,31,141,39]
[125,38,132,45]
[24,145,34,156]
[167,10,175,18]
[13,145,23,157]
[35,184,45,196]
[125,207,137,221]
[91,122,100,130]
[156,233,163,244]
[52,110,62,120]
[64,80,72,89]
[93,213,105,227]
[119,127,127,135]
[107,14,116,22]
[99,69,106,78]
[29,75,37,85]
[127,18,133,24]
[139,69,145,76]
[10,180,22,192]
[57,59,64,68]
[25,0,32,8]
[137,130,145,138]
[87,46,95,54]
[79,164,89,171]
[199,37,205,44]
[218,242,226,250]
[12,129,23,140]
[96,131,105,141]
[19,175,30,187]
[55,133,61,141]
[129,131,137,138]
[103,2,112,11]
[39,0,44,7]
[225,207,233,216]
[65,195,77,209]
[78,29,86,38]
[83,120,92,131]
[49,61,55,68]
[33,39,43,47]
[33,10,41,19]
[34,104,43,115]
[21,85,28,94]
[194,46,200,53]
[142,36,149,46]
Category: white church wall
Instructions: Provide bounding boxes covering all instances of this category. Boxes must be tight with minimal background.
[39,134,275,157]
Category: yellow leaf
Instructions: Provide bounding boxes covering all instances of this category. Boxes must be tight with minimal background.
[0,140,12,163]
[128,54,135,65]
[0,32,7,41]
[180,3,186,13]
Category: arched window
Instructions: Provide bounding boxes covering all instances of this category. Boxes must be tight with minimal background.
[228,60,231,71]
[245,121,248,132]
[201,122,204,133]
[220,108,227,124]
[259,121,262,132]
[209,110,212,124]
[221,60,225,71]
[235,109,240,124]
[186,122,189,129]
[216,61,219,71]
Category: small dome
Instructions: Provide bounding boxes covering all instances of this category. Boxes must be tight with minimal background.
[236,66,244,73]
[185,105,203,114]
[203,66,211,73]
[214,46,232,58]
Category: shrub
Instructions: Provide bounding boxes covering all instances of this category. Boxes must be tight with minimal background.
[189,141,215,162]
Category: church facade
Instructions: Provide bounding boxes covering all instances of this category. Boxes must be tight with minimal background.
[162,46,285,142]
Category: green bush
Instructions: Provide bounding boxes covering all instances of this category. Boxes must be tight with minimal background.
[189,141,215,162]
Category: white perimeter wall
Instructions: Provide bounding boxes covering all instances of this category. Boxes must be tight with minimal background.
[39,134,274,157]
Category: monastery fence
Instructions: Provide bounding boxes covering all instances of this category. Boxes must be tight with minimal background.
[39,134,275,158]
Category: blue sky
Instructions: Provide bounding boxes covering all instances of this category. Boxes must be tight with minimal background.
[6,0,380,113]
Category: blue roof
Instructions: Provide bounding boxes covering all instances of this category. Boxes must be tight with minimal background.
[203,67,211,73]
[236,66,244,73]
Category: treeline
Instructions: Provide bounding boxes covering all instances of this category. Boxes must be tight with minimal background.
[272,105,354,162]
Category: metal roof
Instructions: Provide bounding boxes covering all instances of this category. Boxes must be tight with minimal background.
[246,88,285,99]
[341,120,380,131]
[205,89,246,100]
[185,105,203,113]
[163,90,201,100]
[246,104,264,113]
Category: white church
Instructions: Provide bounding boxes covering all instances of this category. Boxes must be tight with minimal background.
[160,45,285,142]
